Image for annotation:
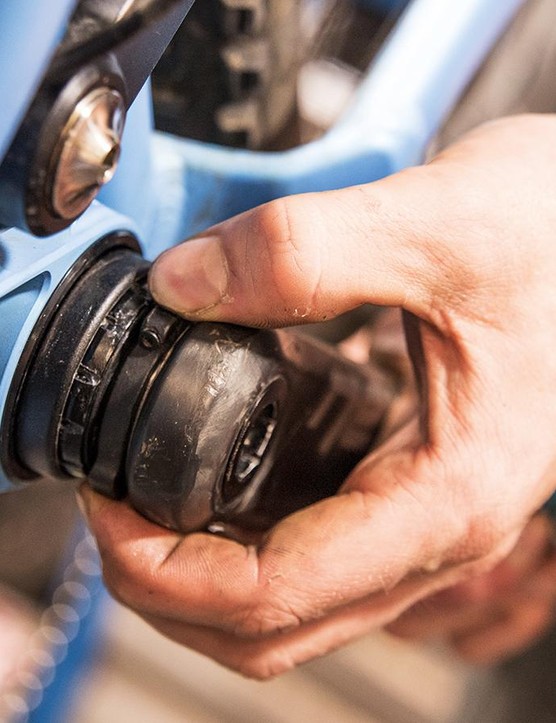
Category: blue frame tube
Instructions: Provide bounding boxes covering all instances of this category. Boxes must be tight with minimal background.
[0,0,77,161]
[143,0,526,255]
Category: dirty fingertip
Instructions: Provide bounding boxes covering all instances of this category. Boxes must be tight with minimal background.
[149,236,231,318]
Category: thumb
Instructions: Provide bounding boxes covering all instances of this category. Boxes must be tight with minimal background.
[148,168,454,327]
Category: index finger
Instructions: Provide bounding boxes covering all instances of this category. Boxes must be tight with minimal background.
[79,420,519,638]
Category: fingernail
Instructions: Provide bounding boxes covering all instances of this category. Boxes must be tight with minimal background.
[149,236,231,316]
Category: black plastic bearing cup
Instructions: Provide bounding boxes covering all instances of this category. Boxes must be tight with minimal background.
[1,234,394,533]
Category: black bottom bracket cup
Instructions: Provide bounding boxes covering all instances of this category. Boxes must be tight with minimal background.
[1,234,393,532]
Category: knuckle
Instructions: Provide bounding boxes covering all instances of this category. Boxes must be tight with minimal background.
[462,517,502,562]
[100,554,159,613]
[251,197,324,314]
[234,648,297,680]
[101,566,135,608]
[447,508,508,571]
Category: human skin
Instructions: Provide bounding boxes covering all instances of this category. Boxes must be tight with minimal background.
[388,514,556,665]
[79,114,556,677]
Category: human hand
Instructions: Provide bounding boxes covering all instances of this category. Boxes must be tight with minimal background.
[80,114,556,677]
[387,515,556,665]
